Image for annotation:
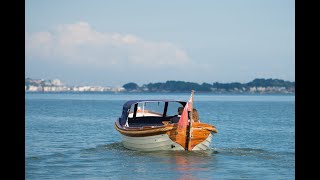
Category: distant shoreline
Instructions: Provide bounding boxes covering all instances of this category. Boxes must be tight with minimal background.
[25,91,295,95]
[25,78,295,94]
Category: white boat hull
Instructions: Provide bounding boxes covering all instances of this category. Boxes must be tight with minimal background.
[121,133,213,151]
[192,133,213,150]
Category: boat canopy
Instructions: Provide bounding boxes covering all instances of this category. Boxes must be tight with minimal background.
[119,100,186,125]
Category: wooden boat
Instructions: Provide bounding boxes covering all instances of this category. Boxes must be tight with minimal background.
[114,91,218,151]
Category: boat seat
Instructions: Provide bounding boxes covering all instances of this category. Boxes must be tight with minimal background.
[128,123,164,127]
[127,116,175,127]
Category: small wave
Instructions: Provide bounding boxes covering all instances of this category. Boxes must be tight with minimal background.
[26,152,68,162]
[215,147,268,156]
[213,147,294,160]
[80,142,127,155]
[103,142,127,151]
[26,156,42,161]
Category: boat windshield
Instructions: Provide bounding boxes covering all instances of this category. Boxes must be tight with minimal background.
[128,101,183,118]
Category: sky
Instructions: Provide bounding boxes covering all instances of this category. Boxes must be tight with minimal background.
[25,0,295,87]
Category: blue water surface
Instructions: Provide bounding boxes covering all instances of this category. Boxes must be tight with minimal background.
[26,92,295,179]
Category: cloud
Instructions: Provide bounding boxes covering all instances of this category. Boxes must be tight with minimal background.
[26,21,191,68]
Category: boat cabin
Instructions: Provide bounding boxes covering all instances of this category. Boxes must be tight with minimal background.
[118,100,186,128]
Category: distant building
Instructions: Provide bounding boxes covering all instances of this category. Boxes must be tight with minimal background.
[50,79,62,86]
[28,85,42,91]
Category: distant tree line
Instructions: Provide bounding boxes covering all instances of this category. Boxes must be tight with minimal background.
[25,78,46,87]
[122,78,295,93]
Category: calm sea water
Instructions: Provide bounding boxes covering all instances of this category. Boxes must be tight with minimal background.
[26,92,295,179]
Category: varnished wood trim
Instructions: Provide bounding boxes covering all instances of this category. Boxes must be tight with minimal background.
[166,124,188,150]
[115,122,176,137]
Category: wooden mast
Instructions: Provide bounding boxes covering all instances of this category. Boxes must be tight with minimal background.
[187,90,194,151]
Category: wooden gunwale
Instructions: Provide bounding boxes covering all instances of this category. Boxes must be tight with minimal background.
[114,121,176,137]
